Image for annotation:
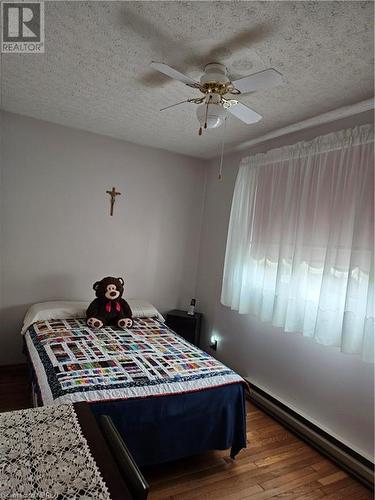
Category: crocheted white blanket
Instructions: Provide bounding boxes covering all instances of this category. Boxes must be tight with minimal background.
[0,404,111,499]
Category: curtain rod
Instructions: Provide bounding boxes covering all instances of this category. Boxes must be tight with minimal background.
[228,98,374,154]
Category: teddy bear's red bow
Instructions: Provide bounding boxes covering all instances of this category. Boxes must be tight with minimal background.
[105,301,121,313]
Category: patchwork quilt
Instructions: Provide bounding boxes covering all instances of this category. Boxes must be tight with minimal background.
[25,317,244,406]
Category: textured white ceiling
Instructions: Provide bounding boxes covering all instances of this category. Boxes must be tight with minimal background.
[1,1,374,158]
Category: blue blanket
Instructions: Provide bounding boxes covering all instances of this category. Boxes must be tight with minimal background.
[91,383,247,465]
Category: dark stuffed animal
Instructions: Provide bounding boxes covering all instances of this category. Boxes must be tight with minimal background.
[86,276,133,329]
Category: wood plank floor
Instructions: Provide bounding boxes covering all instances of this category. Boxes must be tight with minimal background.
[143,402,372,500]
[0,366,372,500]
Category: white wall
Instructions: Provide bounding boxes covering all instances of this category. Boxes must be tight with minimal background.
[0,111,206,364]
[196,112,374,461]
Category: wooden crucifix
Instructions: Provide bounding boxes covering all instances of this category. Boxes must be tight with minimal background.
[106,187,121,216]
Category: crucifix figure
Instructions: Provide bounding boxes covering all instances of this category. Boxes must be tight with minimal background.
[106,187,121,216]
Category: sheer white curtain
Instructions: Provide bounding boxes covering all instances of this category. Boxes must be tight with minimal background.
[221,124,374,362]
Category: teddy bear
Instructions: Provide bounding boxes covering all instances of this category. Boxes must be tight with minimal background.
[86,276,133,329]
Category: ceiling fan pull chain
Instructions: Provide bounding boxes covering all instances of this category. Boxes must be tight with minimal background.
[218,115,227,180]
[204,100,209,129]
[204,95,213,130]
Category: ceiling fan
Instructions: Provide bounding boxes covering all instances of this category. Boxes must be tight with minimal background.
[150,61,283,135]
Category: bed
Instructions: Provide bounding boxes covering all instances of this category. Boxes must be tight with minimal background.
[22,301,247,466]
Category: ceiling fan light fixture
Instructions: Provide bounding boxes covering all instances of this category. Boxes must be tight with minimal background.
[196,102,226,129]
[200,63,229,85]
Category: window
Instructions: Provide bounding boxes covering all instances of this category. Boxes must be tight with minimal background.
[221,125,374,361]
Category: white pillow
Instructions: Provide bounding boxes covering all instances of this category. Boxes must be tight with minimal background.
[127,299,165,323]
[22,299,164,334]
[22,301,89,334]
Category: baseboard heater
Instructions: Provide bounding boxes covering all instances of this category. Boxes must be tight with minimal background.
[246,382,374,489]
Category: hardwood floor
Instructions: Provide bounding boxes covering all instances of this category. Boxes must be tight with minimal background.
[144,403,372,500]
[0,365,372,500]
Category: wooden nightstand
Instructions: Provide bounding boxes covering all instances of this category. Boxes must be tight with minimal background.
[165,309,202,347]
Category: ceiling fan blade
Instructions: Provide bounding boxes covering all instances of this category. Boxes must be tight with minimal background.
[232,68,283,94]
[227,102,262,124]
[150,62,199,87]
[160,97,205,112]
[160,99,189,111]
